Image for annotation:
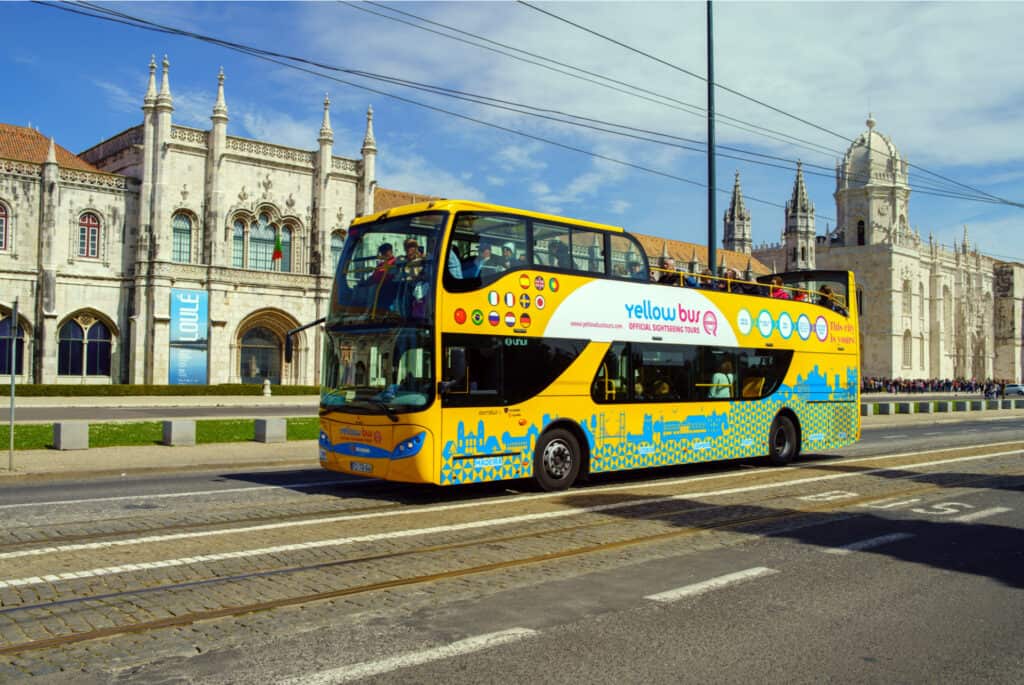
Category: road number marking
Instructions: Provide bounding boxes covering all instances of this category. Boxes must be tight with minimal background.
[824,532,915,555]
[953,506,1012,523]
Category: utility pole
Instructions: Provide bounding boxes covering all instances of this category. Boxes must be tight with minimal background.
[706,0,718,273]
[8,297,16,471]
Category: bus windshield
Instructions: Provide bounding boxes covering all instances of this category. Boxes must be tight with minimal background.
[321,325,434,413]
[330,212,448,326]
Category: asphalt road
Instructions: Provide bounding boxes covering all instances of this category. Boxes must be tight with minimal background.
[0,421,1021,683]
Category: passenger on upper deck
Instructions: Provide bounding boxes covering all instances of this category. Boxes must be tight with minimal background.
[657,257,677,285]
[547,240,572,269]
[770,276,790,299]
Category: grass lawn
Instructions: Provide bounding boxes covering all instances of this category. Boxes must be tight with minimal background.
[0,417,320,450]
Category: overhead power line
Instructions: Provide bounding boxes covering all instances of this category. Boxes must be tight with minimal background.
[516,0,1021,209]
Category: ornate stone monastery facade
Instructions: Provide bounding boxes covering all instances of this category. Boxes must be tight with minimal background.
[1,57,376,385]
[751,116,1024,381]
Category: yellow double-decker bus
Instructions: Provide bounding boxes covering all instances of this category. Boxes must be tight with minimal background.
[314,200,860,491]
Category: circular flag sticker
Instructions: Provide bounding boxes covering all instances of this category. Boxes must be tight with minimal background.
[535,295,546,310]
[488,311,500,326]
[487,291,499,307]
[815,315,829,342]
[534,276,545,291]
[504,312,516,327]
[797,314,812,340]
[757,310,774,337]
[454,308,467,325]
[519,274,531,290]
[777,312,794,339]
[504,292,515,307]
[471,309,484,326]
[548,277,560,293]
[519,313,531,328]
[737,309,752,336]
[520,293,531,309]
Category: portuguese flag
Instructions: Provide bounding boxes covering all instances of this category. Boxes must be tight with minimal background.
[272,232,283,261]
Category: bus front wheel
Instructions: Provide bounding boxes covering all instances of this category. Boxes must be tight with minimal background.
[768,414,799,466]
[533,428,581,491]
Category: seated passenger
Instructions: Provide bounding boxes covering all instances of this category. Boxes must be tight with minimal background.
[770,276,790,299]
[476,243,505,276]
[657,257,678,284]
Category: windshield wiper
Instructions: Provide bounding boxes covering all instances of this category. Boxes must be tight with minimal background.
[374,401,399,422]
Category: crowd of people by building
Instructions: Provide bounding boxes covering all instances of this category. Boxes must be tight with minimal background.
[861,376,1015,398]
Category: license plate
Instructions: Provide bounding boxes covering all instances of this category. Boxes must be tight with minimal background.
[350,461,373,473]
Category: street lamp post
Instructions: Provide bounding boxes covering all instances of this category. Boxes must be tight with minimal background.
[8,297,17,471]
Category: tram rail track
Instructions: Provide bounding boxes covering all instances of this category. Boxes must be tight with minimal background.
[1,462,1018,657]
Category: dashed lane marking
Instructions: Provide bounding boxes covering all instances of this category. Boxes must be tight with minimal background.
[824,532,915,555]
[277,628,538,685]
[645,567,778,602]
[953,506,1013,523]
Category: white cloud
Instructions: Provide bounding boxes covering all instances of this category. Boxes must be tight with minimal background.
[238,111,318,150]
[609,199,631,215]
[495,143,548,171]
[378,155,486,201]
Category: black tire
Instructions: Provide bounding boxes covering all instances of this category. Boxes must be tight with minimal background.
[767,413,799,466]
[533,428,582,491]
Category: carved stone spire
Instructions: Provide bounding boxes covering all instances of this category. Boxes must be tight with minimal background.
[45,137,57,165]
[788,161,812,213]
[319,93,333,144]
[157,54,173,109]
[144,55,157,107]
[723,170,752,254]
[361,105,376,153]
[211,67,228,122]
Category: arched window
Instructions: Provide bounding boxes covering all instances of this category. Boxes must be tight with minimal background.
[0,204,8,251]
[172,213,192,263]
[919,336,925,370]
[919,282,926,327]
[248,214,275,270]
[330,230,345,273]
[0,314,24,375]
[279,225,292,273]
[78,212,101,258]
[58,320,84,375]
[902,330,912,368]
[58,318,112,376]
[902,280,912,316]
[232,219,245,268]
[239,326,280,384]
[857,220,865,246]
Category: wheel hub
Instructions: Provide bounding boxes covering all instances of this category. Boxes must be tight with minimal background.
[542,439,572,479]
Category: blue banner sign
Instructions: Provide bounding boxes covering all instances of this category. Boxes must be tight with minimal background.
[169,289,209,385]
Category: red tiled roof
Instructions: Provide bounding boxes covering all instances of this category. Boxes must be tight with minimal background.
[0,123,104,173]
[632,232,769,275]
[374,187,441,212]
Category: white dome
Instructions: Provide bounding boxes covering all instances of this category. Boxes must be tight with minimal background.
[843,115,905,188]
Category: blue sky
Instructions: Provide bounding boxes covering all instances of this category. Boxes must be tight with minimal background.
[3,1,1022,260]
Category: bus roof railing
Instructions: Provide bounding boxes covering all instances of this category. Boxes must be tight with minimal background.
[648,267,848,312]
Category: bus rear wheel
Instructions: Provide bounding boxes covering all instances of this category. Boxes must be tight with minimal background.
[533,428,581,491]
[768,414,799,466]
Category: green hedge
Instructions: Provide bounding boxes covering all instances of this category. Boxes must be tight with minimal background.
[3,384,320,397]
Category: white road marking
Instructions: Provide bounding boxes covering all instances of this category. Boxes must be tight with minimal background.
[923,432,945,437]
[953,506,1012,523]
[278,628,538,685]
[0,450,1016,572]
[645,567,778,602]
[798,490,858,502]
[824,532,915,555]
[0,478,364,510]
[859,498,922,510]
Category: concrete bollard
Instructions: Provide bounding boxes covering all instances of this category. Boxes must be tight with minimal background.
[162,420,196,446]
[255,418,287,443]
[969,400,983,411]
[896,402,913,414]
[916,402,932,413]
[875,403,894,415]
[54,422,89,450]
[262,378,272,397]
[953,401,970,412]
[934,401,950,413]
